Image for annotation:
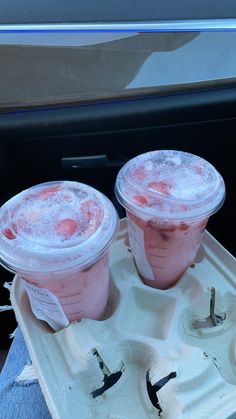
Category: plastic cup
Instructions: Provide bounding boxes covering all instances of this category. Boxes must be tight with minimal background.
[0,181,119,331]
[115,150,225,289]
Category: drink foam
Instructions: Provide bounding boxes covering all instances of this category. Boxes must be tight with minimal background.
[9,184,103,248]
[115,150,225,220]
[0,181,119,272]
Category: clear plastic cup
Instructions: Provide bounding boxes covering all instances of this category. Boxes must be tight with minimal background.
[0,181,119,331]
[115,150,225,289]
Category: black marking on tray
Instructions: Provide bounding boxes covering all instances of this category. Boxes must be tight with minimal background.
[91,349,124,398]
[146,370,177,414]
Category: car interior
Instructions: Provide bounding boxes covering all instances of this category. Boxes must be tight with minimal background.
[0,30,235,382]
[1,0,236,25]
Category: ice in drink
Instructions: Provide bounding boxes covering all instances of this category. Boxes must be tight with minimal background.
[115,150,225,289]
[0,181,119,330]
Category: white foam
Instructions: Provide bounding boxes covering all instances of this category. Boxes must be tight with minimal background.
[144,160,154,171]
[0,181,119,273]
[165,156,182,165]
[132,157,212,203]
[10,184,103,249]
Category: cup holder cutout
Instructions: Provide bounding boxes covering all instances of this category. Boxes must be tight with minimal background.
[24,275,120,332]
[124,234,130,249]
[192,287,226,330]
[190,263,197,268]
[194,244,206,264]
[89,341,167,417]
[100,278,121,321]
[91,349,124,398]
[189,245,206,268]
[182,287,226,333]
[146,370,177,414]
[121,287,176,339]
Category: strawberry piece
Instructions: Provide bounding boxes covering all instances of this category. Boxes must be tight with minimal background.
[148,181,170,195]
[55,218,78,238]
[38,185,61,199]
[133,195,148,206]
[2,228,16,240]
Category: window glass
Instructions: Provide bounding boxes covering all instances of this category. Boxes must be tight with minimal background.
[0,32,235,111]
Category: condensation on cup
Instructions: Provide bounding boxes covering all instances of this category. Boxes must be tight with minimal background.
[0,181,119,331]
[115,150,225,289]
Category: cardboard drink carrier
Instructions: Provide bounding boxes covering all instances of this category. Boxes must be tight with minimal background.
[11,218,236,419]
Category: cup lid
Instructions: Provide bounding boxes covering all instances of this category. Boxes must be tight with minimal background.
[0,181,119,272]
[115,150,225,221]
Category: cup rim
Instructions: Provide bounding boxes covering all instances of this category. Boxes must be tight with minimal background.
[0,181,119,273]
[115,150,226,221]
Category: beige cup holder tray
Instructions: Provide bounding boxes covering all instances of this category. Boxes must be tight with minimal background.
[11,219,236,419]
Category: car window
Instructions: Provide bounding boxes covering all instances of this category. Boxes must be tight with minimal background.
[0,31,236,112]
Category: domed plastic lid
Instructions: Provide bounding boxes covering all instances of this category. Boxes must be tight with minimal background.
[115,150,225,221]
[0,181,119,272]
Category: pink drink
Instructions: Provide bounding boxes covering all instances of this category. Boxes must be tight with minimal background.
[0,181,119,330]
[115,150,225,289]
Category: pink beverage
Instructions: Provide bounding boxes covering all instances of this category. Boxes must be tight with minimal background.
[0,181,119,331]
[115,150,225,289]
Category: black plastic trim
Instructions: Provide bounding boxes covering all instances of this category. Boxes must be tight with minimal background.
[1,85,236,140]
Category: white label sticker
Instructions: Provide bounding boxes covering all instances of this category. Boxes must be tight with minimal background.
[24,281,69,332]
[127,217,154,280]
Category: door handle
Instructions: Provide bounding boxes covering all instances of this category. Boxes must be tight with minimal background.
[61,155,127,169]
